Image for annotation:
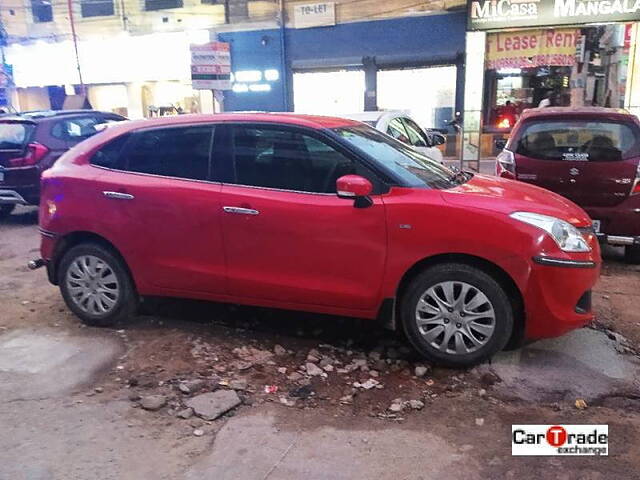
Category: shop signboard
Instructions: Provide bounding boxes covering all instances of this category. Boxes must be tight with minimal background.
[190,42,231,90]
[486,28,579,69]
[294,2,336,29]
[468,0,640,31]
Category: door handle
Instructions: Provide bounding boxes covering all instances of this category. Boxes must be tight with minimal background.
[223,206,260,215]
[103,191,135,200]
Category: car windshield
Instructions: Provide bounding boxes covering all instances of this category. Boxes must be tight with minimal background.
[332,125,468,189]
[515,120,639,162]
[0,122,33,150]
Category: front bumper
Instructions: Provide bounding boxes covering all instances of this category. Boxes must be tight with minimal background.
[523,256,600,340]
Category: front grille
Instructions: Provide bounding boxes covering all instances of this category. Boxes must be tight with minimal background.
[575,290,592,314]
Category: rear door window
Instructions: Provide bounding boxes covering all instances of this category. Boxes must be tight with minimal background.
[90,134,131,169]
[121,126,214,181]
[515,120,639,162]
[52,116,103,142]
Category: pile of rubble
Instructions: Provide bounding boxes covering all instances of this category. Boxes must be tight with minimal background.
[125,338,473,432]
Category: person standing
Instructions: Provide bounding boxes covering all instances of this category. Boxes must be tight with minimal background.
[538,92,553,108]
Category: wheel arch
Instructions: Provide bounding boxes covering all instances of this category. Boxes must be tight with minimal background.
[393,253,526,349]
[48,231,136,292]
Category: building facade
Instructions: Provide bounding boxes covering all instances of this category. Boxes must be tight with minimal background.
[462,0,640,163]
[0,0,467,145]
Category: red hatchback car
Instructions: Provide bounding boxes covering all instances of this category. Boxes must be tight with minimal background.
[496,107,640,263]
[36,113,600,366]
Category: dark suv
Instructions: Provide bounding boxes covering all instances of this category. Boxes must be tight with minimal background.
[496,107,640,263]
[0,110,126,218]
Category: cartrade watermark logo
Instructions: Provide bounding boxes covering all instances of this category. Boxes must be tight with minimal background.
[512,425,608,455]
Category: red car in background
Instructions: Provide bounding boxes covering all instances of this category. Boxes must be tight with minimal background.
[36,113,600,367]
[497,107,640,263]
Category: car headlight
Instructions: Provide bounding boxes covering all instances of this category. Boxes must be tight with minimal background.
[510,212,591,253]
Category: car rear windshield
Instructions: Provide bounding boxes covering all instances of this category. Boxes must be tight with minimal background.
[514,120,638,162]
[332,125,467,189]
[0,122,34,150]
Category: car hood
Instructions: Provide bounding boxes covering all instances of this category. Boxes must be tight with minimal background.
[441,174,591,226]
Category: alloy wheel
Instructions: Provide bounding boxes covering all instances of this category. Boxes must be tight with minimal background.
[65,255,120,315]
[415,281,496,355]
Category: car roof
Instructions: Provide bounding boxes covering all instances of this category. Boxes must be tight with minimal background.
[101,113,360,135]
[519,106,637,123]
[73,113,363,152]
[16,110,121,120]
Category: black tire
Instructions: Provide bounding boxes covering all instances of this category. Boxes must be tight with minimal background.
[0,204,15,219]
[58,243,137,327]
[401,263,514,368]
[625,244,640,265]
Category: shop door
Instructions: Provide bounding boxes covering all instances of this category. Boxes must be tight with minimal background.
[293,70,365,115]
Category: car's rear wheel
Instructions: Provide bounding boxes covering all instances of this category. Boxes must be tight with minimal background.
[0,204,15,219]
[59,243,137,327]
[401,263,514,367]
[625,244,640,264]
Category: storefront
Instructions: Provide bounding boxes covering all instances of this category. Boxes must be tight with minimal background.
[4,30,215,118]
[219,12,467,153]
[462,0,640,165]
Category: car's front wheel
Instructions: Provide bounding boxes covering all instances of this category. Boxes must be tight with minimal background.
[59,243,137,327]
[401,263,514,367]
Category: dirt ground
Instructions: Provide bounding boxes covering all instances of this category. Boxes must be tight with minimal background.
[1,206,640,479]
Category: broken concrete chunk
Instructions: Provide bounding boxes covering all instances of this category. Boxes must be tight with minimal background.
[140,395,167,411]
[177,408,194,419]
[186,390,242,421]
[229,379,248,391]
[305,362,324,376]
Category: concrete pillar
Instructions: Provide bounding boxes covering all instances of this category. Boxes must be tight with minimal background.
[363,56,377,112]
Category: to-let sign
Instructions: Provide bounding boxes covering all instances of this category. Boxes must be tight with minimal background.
[294,2,336,29]
[190,42,231,91]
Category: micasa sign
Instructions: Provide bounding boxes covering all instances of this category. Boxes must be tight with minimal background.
[468,0,640,30]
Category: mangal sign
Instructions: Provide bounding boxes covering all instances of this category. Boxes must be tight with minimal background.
[468,0,640,30]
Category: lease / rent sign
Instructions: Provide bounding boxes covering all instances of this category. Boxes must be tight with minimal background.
[485,28,579,69]
[190,42,231,91]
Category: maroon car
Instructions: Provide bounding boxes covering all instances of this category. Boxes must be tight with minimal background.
[496,107,640,263]
[0,110,126,218]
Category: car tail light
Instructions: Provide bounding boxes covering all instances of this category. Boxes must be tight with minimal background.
[496,149,516,177]
[8,142,49,168]
[632,163,640,195]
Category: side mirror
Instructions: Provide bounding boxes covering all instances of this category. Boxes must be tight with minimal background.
[432,133,446,146]
[336,174,373,208]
